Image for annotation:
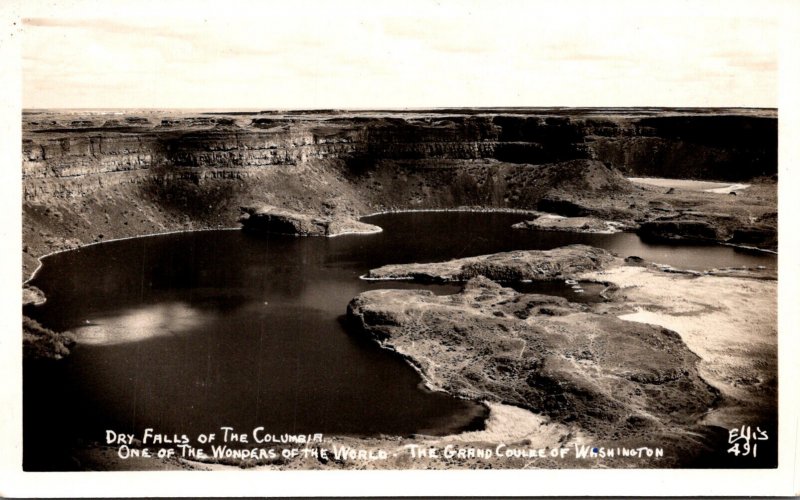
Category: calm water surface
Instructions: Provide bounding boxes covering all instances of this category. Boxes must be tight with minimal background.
[23,212,776,470]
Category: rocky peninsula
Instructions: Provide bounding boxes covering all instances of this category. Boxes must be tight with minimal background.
[363,245,616,282]
[239,205,381,236]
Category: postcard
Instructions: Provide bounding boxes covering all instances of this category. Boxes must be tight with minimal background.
[2,0,798,496]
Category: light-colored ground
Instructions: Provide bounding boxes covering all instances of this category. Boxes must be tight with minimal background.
[581,265,777,428]
[443,402,584,447]
[628,177,750,194]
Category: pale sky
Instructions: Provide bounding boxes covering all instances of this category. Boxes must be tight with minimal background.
[18,0,782,109]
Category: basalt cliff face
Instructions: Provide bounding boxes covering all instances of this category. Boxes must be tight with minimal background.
[22,109,777,277]
[24,110,777,194]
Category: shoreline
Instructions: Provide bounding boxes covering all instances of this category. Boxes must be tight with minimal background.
[360,206,542,217]
[24,204,780,287]
[22,207,557,285]
[23,226,242,284]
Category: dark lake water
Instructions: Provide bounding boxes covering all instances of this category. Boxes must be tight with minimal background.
[23,212,776,470]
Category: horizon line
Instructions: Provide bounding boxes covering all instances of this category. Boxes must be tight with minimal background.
[22,106,779,111]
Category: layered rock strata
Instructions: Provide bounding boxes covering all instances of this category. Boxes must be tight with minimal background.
[22,109,778,278]
[24,109,777,189]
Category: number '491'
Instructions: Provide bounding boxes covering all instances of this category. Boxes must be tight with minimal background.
[727,441,756,457]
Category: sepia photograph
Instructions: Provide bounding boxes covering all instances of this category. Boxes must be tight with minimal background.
[2,0,798,496]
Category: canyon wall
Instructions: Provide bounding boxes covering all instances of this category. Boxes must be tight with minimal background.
[24,110,777,195]
[21,109,777,277]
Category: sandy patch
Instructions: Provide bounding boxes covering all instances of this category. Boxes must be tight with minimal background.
[628,177,751,194]
[581,265,777,427]
[703,183,750,194]
[443,402,583,448]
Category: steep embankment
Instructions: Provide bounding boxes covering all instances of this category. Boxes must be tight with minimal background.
[22,109,778,278]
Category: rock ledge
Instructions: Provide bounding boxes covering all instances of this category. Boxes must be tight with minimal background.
[239,205,381,236]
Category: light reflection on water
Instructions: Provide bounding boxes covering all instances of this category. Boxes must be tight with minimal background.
[73,302,210,346]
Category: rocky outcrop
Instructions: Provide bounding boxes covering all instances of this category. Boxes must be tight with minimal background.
[23,285,47,306]
[637,220,719,243]
[580,263,777,458]
[728,225,778,249]
[23,316,75,360]
[636,208,778,249]
[364,245,617,282]
[512,215,623,233]
[347,276,719,437]
[239,205,381,236]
